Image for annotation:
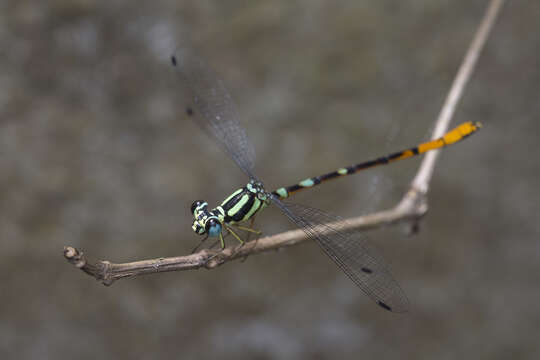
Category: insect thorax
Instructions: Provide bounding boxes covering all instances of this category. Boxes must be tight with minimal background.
[219,180,270,224]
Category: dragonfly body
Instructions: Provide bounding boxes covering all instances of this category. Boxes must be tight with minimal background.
[191,121,481,240]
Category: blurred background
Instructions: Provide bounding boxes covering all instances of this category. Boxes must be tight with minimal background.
[1,1,539,359]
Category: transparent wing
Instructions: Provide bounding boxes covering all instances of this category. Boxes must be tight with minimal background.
[271,197,409,313]
[171,50,257,179]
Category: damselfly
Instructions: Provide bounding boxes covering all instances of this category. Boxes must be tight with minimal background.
[172,51,480,313]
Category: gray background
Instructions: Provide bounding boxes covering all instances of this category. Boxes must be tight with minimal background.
[2,1,539,359]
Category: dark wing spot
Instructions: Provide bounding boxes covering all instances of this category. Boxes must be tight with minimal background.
[186,107,194,116]
[377,301,392,312]
[171,55,177,66]
[361,267,373,274]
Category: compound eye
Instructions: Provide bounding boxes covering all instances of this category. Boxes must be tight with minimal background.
[190,200,205,215]
[205,218,222,237]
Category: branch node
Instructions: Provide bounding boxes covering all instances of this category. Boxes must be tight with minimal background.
[153,258,163,272]
[203,250,229,269]
[100,261,114,286]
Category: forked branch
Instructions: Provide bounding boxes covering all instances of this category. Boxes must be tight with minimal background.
[64,0,504,285]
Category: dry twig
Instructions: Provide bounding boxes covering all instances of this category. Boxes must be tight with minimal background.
[64,0,505,285]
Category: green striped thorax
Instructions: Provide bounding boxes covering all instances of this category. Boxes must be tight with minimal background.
[191,179,271,237]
